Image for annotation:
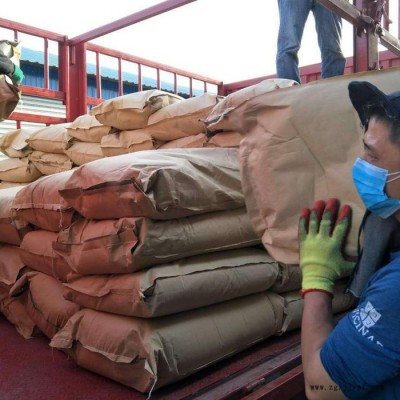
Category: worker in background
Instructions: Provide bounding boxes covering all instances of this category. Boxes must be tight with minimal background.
[276,0,345,83]
[299,81,400,399]
[0,51,24,85]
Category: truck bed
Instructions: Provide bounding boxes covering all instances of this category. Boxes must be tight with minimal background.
[0,315,306,400]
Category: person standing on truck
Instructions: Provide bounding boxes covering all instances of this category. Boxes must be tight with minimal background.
[276,0,345,83]
[299,81,400,399]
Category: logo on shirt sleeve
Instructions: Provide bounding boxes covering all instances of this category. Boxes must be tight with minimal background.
[359,301,381,328]
[351,301,383,347]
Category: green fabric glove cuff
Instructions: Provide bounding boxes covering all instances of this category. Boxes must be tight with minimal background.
[11,65,24,84]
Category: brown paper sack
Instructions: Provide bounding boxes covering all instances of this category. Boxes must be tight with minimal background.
[0,286,40,338]
[0,157,42,183]
[29,150,73,175]
[204,78,297,132]
[64,141,104,165]
[271,263,303,294]
[27,123,72,154]
[53,207,259,274]
[67,113,113,143]
[279,280,355,333]
[0,185,31,245]
[0,181,28,189]
[11,169,76,231]
[19,230,73,282]
[236,68,400,264]
[0,128,35,158]
[158,133,207,149]
[0,75,20,121]
[10,271,80,339]
[62,247,279,317]
[50,292,284,392]
[146,93,222,141]
[90,89,183,130]
[59,148,244,220]
[100,129,154,157]
[0,244,27,288]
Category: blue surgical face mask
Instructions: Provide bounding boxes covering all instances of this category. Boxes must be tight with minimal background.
[352,157,400,218]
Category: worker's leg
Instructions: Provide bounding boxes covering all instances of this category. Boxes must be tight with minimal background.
[276,0,312,83]
[313,2,346,79]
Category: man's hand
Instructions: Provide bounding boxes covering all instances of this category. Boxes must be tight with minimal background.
[0,53,24,85]
[299,198,355,296]
[10,65,24,84]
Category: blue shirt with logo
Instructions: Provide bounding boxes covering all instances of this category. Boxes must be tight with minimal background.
[321,250,400,399]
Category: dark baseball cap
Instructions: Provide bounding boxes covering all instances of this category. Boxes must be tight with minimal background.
[348,81,400,127]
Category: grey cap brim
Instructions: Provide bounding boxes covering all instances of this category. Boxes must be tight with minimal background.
[348,81,400,126]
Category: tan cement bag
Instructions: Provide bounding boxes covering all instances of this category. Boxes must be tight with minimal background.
[64,141,104,165]
[0,181,28,189]
[204,79,297,132]
[27,123,72,154]
[158,133,207,149]
[62,247,279,317]
[146,93,221,141]
[67,114,114,143]
[10,271,80,339]
[90,89,183,130]
[0,75,20,121]
[0,185,31,245]
[0,128,35,158]
[19,230,73,282]
[206,131,243,148]
[53,207,259,274]
[271,263,302,294]
[237,68,400,264]
[0,157,42,183]
[28,151,73,175]
[50,292,284,392]
[11,169,76,232]
[0,244,26,288]
[100,129,154,157]
[0,286,41,339]
[59,148,244,220]
[279,280,355,333]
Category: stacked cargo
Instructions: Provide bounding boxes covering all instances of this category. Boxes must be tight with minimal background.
[0,76,359,393]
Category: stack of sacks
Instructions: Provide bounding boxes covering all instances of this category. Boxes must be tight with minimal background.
[203,79,298,148]
[89,89,182,155]
[1,168,81,339]
[0,185,31,246]
[0,183,38,338]
[40,147,297,393]
[145,92,222,149]
[9,271,80,339]
[64,114,109,165]
[233,68,400,265]
[10,169,78,280]
[50,293,284,393]
[0,127,42,183]
[0,244,40,338]
[26,123,74,175]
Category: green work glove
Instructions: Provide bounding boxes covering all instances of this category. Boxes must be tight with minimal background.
[11,65,24,85]
[299,198,355,296]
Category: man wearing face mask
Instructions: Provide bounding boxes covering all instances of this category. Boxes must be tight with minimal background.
[299,81,400,399]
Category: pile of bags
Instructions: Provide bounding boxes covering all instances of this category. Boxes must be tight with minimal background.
[0,72,368,393]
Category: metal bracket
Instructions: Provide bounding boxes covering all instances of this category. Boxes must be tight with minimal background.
[318,0,400,72]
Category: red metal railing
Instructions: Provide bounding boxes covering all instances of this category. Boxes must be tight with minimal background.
[0,13,221,125]
[2,0,400,125]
